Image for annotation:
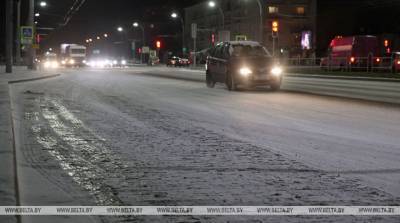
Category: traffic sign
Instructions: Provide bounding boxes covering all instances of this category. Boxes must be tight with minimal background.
[21,26,34,45]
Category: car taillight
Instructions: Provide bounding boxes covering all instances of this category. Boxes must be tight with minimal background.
[376,58,380,63]
[397,60,400,65]
[350,57,355,63]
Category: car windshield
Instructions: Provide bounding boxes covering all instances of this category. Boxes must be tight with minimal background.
[230,44,271,57]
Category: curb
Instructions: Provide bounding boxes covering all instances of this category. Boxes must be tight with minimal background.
[8,74,61,84]
[286,73,400,82]
[3,73,61,223]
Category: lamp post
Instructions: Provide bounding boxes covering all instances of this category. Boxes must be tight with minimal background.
[208,1,225,29]
[255,0,263,43]
[171,12,186,55]
[5,0,13,73]
[133,22,146,64]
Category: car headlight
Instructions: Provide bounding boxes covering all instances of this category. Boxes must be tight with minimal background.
[121,60,127,65]
[69,59,75,65]
[51,61,59,68]
[61,60,66,65]
[44,61,51,68]
[239,67,252,77]
[271,66,283,76]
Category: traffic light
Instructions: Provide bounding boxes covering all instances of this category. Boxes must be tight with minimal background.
[384,39,389,47]
[272,20,279,36]
[156,40,161,49]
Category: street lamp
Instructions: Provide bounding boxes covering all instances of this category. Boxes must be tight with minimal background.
[132,22,146,64]
[170,12,186,55]
[208,1,216,7]
[208,1,225,29]
[39,1,47,7]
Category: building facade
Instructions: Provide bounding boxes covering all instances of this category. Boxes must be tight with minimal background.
[184,0,317,58]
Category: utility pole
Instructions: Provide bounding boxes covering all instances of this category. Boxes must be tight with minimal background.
[5,0,14,73]
[15,0,22,65]
[27,0,36,70]
[255,0,263,43]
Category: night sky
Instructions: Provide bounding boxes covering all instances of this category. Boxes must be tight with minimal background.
[1,0,400,58]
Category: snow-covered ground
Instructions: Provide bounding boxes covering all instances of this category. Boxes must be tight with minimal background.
[9,67,400,222]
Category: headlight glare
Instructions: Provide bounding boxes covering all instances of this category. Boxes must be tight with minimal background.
[239,67,252,76]
[271,66,283,76]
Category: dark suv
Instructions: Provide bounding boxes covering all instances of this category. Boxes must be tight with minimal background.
[206,41,283,91]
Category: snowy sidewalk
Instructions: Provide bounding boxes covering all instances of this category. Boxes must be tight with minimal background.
[0,66,60,223]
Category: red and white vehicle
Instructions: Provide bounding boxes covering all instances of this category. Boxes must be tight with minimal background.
[320,35,380,69]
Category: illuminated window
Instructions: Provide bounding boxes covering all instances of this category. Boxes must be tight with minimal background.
[296,6,305,15]
[268,6,279,14]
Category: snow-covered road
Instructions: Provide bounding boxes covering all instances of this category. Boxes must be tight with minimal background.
[9,67,400,222]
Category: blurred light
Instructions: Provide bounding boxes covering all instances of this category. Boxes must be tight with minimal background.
[35,13,40,17]
[397,60,400,65]
[86,39,89,43]
[44,61,51,68]
[39,1,47,7]
[133,22,139,27]
[69,59,75,65]
[239,67,252,76]
[97,36,101,40]
[51,61,59,68]
[271,67,283,76]
[61,60,66,65]
[35,21,38,24]
[171,12,178,18]
[121,60,127,65]
[103,33,108,38]
[89,38,93,42]
[49,48,52,51]
[208,1,216,8]
[350,57,355,63]
[272,21,279,33]
[384,40,389,47]
[113,60,118,65]
[117,27,123,32]
[376,58,381,63]
[156,40,161,49]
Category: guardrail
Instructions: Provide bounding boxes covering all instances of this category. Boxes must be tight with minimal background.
[284,56,398,73]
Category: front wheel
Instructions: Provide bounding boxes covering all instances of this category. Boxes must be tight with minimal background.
[226,73,237,91]
[206,72,215,88]
[270,81,281,91]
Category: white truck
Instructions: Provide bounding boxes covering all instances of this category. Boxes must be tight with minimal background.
[60,44,87,67]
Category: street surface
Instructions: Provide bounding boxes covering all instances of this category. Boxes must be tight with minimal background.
[9,66,400,222]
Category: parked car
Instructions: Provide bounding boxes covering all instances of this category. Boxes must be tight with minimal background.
[206,41,283,91]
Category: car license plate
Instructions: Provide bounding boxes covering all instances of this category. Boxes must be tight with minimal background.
[254,75,269,81]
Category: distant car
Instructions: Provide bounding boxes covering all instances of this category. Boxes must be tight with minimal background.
[166,56,180,67]
[179,58,190,67]
[206,41,283,91]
